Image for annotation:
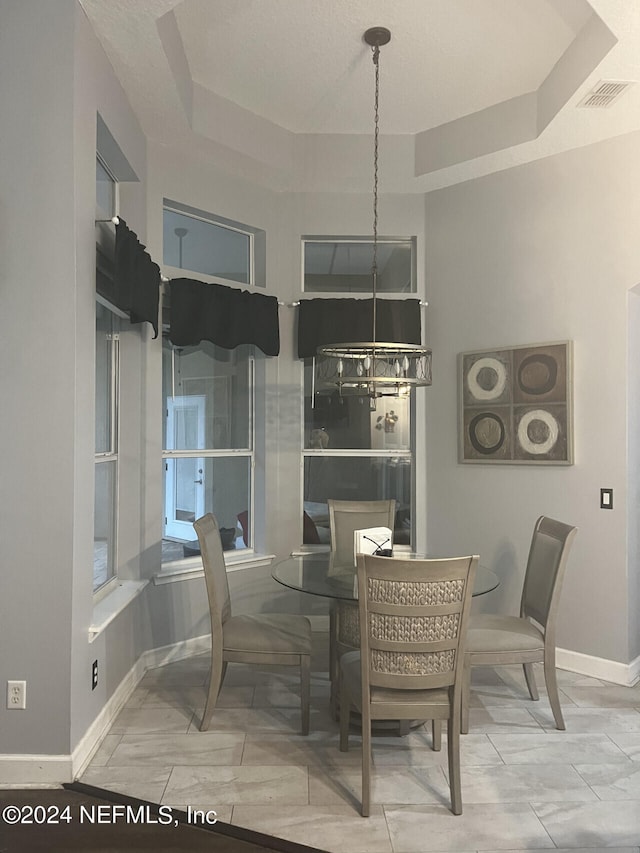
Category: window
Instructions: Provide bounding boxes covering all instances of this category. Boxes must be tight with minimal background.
[163,200,266,287]
[94,155,120,594]
[161,340,254,563]
[302,364,413,548]
[303,237,415,293]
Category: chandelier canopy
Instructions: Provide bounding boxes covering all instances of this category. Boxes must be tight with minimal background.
[316,27,432,402]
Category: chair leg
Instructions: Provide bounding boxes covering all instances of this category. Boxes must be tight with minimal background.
[523,662,539,701]
[329,602,339,720]
[431,719,442,751]
[339,669,350,752]
[200,656,225,732]
[361,712,372,817]
[447,712,462,815]
[461,654,471,735]
[543,648,565,730]
[300,654,311,736]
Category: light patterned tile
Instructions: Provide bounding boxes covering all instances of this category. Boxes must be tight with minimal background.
[163,765,309,806]
[454,763,597,803]
[575,762,640,799]
[309,764,448,806]
[609,732,640,760]
[464,706,545,734]
[108,731,245,766]
[79,766,171,803]
[109,706,194,734]
[187,705,332,735]
[385,803,554,851]
[488,732,630,764]
[558,683,640,709]
[530,706,640,733]
[231,804,392,853]
[87,734,122,766]
[533,800,640,847]
[372,733,503,767]
[141,682,255,710]
[242,731,361,766]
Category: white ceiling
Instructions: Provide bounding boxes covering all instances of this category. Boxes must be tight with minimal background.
[79,0,640,193]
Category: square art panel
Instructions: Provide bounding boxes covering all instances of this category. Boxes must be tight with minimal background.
[459,342,573,464]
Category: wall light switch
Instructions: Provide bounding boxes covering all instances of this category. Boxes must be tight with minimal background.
[600,488,613,509]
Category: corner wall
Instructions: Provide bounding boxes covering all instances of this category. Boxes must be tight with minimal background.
[424,131,640,670]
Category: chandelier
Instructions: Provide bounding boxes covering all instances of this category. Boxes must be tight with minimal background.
[316,27,432,403]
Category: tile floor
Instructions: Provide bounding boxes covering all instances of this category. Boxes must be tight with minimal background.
[80,632,640,852]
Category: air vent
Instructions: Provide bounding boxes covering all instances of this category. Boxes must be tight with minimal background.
[578,80,634,108]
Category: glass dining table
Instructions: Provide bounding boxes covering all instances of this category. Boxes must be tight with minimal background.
[272,551,499,601]
[272,551,499,732]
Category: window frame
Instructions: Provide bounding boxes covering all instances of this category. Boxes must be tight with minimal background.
[302,236,416,294]
[163,200,264,288]
[93,154,121,600]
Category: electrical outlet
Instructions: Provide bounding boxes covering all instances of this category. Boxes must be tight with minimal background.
[92,660,98,691]
[7,680,26,709]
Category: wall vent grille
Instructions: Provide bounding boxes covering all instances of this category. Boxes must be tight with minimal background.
[578,80,634,108]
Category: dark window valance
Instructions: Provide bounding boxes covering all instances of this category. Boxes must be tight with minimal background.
[113,218,161,337]
[297,298,422,359]
[168,278,280,356]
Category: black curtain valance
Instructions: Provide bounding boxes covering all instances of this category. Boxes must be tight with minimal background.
[113,218,161,337]
[168,278,280,356]
[297,298,422,359]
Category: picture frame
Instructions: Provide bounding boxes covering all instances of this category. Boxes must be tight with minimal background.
[458,341,573,465]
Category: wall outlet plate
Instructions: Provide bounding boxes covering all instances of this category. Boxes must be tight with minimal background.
[7,680,26,709]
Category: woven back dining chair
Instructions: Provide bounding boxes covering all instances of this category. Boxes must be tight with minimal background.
[194,513,312,734]
[339,553,478,816]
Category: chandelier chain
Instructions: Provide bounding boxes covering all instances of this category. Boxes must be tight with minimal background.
[371,42,381,345]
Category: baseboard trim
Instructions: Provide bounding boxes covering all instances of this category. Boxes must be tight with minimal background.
[556,647,640,687]
[0,755,73,787]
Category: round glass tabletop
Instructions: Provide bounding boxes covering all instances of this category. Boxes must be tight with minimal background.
[272,552,499,600]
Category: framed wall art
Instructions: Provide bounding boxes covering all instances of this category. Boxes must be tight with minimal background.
[458,341,573,465]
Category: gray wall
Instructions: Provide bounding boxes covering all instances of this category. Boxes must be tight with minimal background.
[423,132,640,665]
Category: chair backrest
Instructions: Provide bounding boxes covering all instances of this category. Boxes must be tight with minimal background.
[328,499,396,566]
[356,553,478,693]
[193,514,232,641]
[521,515,577,630]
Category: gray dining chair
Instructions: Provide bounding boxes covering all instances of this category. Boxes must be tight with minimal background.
[461,515,578,733]
[193,513,313,734]
[327,499,396,718]
[339,553,478,816]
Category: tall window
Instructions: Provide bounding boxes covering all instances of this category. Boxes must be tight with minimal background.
[94,154,119,593]
[161,340,254,562]
[301,235,417,548]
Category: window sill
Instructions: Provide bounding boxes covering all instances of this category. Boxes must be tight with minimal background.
[89,580,148,642]
[153,552,275,586]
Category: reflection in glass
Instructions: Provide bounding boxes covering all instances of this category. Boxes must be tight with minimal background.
[303,456,412,546]
[94,460,116,591]
[162,456,251,561]
[162,340,251,451]
[163,208,251,284]
[303,239,415,293]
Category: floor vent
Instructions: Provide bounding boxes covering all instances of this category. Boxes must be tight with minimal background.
[578,80,634,108]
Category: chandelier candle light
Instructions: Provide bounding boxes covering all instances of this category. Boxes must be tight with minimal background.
[315,27,432,406]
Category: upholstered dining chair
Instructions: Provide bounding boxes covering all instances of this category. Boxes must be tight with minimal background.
[461,515,577,734]
[339,553,479,816]
[327,499,396,718]
[193,513,313,734]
